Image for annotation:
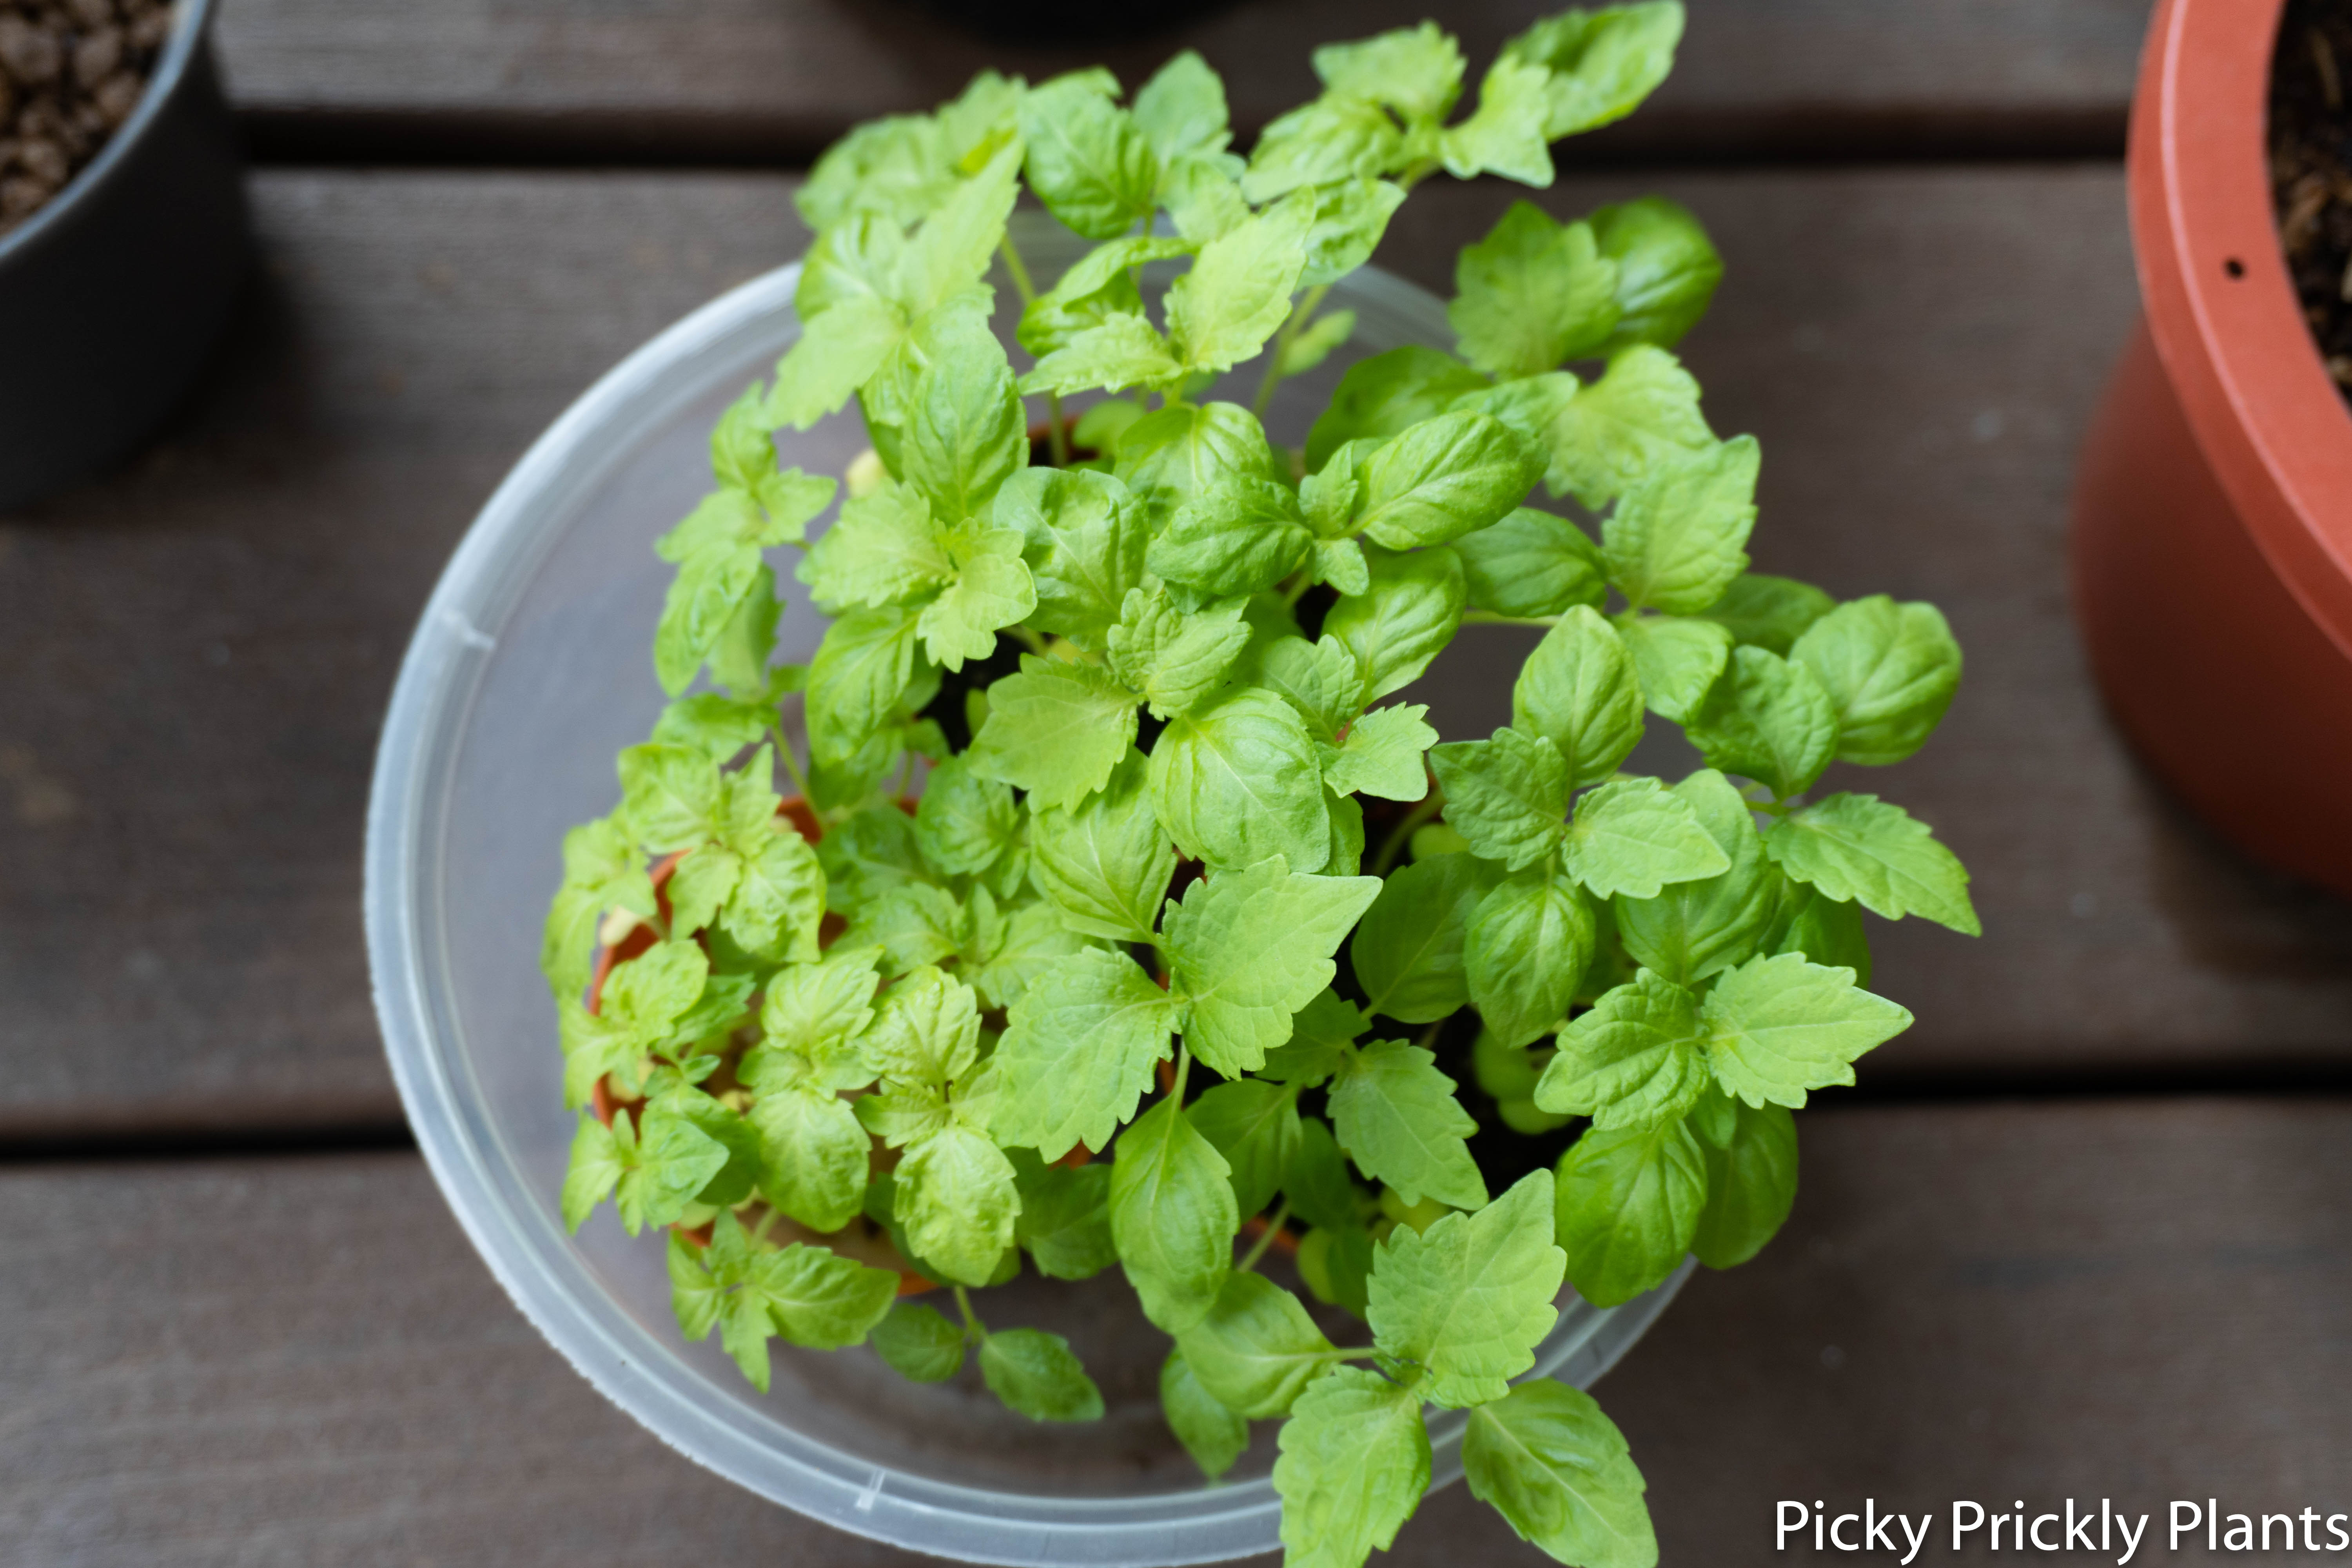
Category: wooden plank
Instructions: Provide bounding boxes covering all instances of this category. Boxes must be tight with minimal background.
[212,0,2147,165]
[2,166,2347,1143]
[4,1099,2346,1563]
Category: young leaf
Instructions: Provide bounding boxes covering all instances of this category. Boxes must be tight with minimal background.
[1764,793,1979,935]
[981,1328,1108,1422]
[1613,768,1776,985]
[872,1301,967,1382]
[1313,21,1464,121]
[1536,344,1714,510]
[1767,876,1874,985]
[915,520,1038,672]
[1305,345,1490,474]
[1189,1078,1305,1219]
[1699,572,1836,655]
[913,753,1018,878]
[1020,313,1187,397]
[1455,507,1609,619]
[751,1085,872,1232]
[1699,950,1911,1108]
[1162,1348,1252,1481]
[1281,177,1408,287]
[996,465,1150,653]
[1589,194,1722,352]
[1114,401,1284,526]
[1147,477,1314,599]
[1272,1368,1432,1568]
[615,1103,733,1236]
[817,802,926,917]
[1164,856,1384,1077]
[806,606,924,767]
[1264,993,1368,1089]
[1615,614,1732,724]
[1110,1095,1240,1334]
[1441,56,1556,185]
[1149,687,1333,873]
[1552,1117,1706,1307]
[561,1114,625,1231]
[654,536,765,698]
[1177,1271,1340,1419]
[1168,201,1314,374]
[1450,203,1620,379]
[1463,1380,1658,1568]
[1681,644,1837,801]
[1687,1085,1798,1269]
[903,335,1027,528]
[1429,728,1569,873]
[1134,50,1234,170]
[1027,751,1175,942]
[802,481,951,613]
[840,881,963,974]
[1512,607,1645,788]
[1367,1169,1565,1408]
[1534,970,1709,1129]
[1322,545,1467,706]
[1466,864,1597,1048]
[617,743,723,853]
[1281,307,1359,377]
[993,947,1178,1159]
[967,655,1140,811]
[1788,596,1964,766]
[1017,235,1193,359]
[744,1240,901,1352]
[1321,703,1437,802]
[1350,852,1502,1025]
[1018,73,1159,240]
[1243,94,1406,204]
[1106,586,1254,719]
[867,964,984,1086]
[895,1124,1023,1286]
[1562,776,1729,899]
[1502,2,1685,138]
[668,1229,729,1341]
[1012,1154,1119,1280]
[1355,410,1546,550]
[1328,1039,1488,1210]
[1602,435,1759,615]
[543,815,657,1002]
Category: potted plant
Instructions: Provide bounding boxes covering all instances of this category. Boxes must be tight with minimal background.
[2073,0,2352,898]
[0,0,246,510]
[541,7,1976,1563]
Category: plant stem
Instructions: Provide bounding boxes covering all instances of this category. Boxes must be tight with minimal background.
[1461,611,1561,628]
[1370,794,1443,876]
[1281,568,1318,608]
[1171,1045,1193,1107]
[999,234,1072,466]
[1238,1200,1292,1273]
[1010,623,1050,655]
[1251,283,1332,419]
[952,1284,988,1343]
[770,726,813,800]
[998,234,1039,304]
[748,1205,782,1244]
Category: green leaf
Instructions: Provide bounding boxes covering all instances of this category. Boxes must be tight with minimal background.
[1767,877,1873,986]
[840,881,962,974]
[1281,177,1409,287]
[1562,776,1730,900]
[707,570,788,699]
[1455,507,1609,619]
[1613,768,1776,985]
[962,900,1095,1013]
[1134,51,1235,169]
[654,541,763,697]
[750,1085,871,1232]
[1687,1085,1798,1269]
[1321,703,1437,802]
[1168,202,1314,374]
[1553,1118,1706,1307]
[615,1103,732,1236]
[542,816,657,1002]
[915,521,1037,672]
[1535,970,1708,1130]
[1429,728,1568,873]
[1329,1039,1487,1210]
[980,1327,1107,1422]
[561,1114,624,1231]
[1323,544,1467,706]
[1016,236,1195,359]
[1188,1078,1304,1219]
[967,655,1140,810]
[1699,951,1911,1108]
[1465,864,1596,1048]
[1603,435,1759,614]
[669,1229,728,1341]
[798,114,956,230]
[1263,993,1368,1089]
[1464,1380,1658,1568]
[744,1240,900,1354]
[993,947,1178,1159]
[1698,572,1836,655]
[1114,401,1284,526]
[1247,633,1362,742]
[1368,1169,1565,1408]
[1314,21,1464,120]
[872,1301,967,1382]
[1615,614,1732,724]
[1590,194,1722,351]
[769,292,909,432]
[1028,749,1176,942]
[1110,1095,1239,1334]
[1164,855,1384,1078]
[816,802,924,918]
[1020,312,1187,397]
[1313,536,1371,596]
[617,743,722,853]
[801,483,949,613]
[997,466,1150,653]
[807,606,925,766]
[1107,586,1253,719]
[1536,345,1714,510]
[1149,687,1332,874]
[1512,606,1645,789]
[1282,1111,1366,1231]
[1272,1368,1432,1568]
[913,753,1016,878]
[904,336,1027,528]
[1451,203,1620,379]
[1243,94,1406,204]
[1441,56,1557,186]
[651,690,772,762]
[1297,1218,1378,1320]
[1356,410,1545,550]
[897,141,1025,314]
[1161,154,1255,243]
[1162,1347,1251,1481]
[1682,644,1838,800]
[1306,345,1489,474]
[752,927,877,1064]
[1764,793,1979,935]
[722,829,826,964]
[1177,1271,1339,1419]
[1146,477,1314,599]
[1279,309,1359,378]
[895,1125,1022,1286]
[1012,1152,1118,1280]
[867,964,983,1087]
[601,938,712,1035]
[1019,73,1159,240]
[938,69,1023,173]
[1788,596,1963,766]
[1502,1,1685,138]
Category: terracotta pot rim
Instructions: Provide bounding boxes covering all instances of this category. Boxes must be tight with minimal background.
[2132,0,2352,659]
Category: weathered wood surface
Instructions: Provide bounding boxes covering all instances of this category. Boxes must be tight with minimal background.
[3,166,2347,1141]
[5,1100,2345,1564]
[212,0,2149,164]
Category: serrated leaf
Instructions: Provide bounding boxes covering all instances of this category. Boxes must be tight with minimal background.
[807,606,924,767]
[561,1115,625,1231]
[654,541,763,698]
[1019,73,1159,240]
[1603,435,1758,615]
[1283,176,1408,287]
[1613,768,1775,985]
[993,947,1178,1159]
[1168,201,1314,374]
[1615,613,1731,724]
[1429,728,1568,873]
[967,655,1141,810]
[1306,345,1490,474]
[1464,1380,1658,1568]
[1110,1094,1238,1334]
[1368,1169,1564,1408]
[873,1301,967,1382]
[1243,94,1405,204]
[1164,856,1383,1078]
[895,1124,1022,1286]
[1322,544,1466,707]
[1451,202,1620,379]
[1020,312,1187,397]
[1789,595,1963,766]
[1502,1,1684,138]
[1248,633,1362,743]
[996,465,1150,652]
[1698,572,1836,655]
[1590,194,1721,352]
[1699,951,1911,1108]
[980,1328,1107,1422]
[1536,345,1715,510]
[1178,1271,1339,1419]
[1027,749,1176,941]
[1455,507,1608,619]
[1329,1039,1487,1210]
[615,1102,732,1236]
[1188,1078,1305,1220]
[1107,586,1253,719]
[1321,703,1437,802]
[1162,1347,1251,1480]
[1441,55,1556,185]
[1149,686,1332,873]
[749,1084,871,1232]
[1135,51,1234,169]
[1465,864,1596,1048]
[1314,21,1464,121]
[1356,410,1545,550]
[1682,643,1837,801]
[1562,776,1730,900]
[1553,1118,1705,1307]
[1535,970,1709,1129]
[1263,992,1368,1089]
[840,881,962,974]
[748,1240,901,1353]
[1273,1368,1432,1568]
[617,743,723,853]
[1764,793,1978,935]
[801,481,950,613]
[867,964,983,1087]
[914,522,1036,671]
[913,753,1017,878]
[1512,606,1645,789]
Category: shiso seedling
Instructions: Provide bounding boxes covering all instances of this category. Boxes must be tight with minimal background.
[544,7,1976,1564]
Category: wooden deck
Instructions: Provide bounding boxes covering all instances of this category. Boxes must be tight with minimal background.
[9,2,2350,1563]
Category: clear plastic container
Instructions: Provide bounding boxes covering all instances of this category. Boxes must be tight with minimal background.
[365,216,1693,1567]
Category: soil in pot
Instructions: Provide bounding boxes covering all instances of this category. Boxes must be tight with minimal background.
[0,0,175,236]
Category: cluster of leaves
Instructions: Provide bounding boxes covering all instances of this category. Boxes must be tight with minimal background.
[541,8,1978,1568]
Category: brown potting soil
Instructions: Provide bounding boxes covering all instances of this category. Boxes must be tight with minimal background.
[2272,0,2352,403]
[0,0,173,238]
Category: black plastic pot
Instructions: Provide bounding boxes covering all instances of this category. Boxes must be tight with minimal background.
[0,0,247,512]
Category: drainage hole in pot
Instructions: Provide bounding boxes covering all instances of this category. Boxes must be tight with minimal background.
[2225,257,2247,278]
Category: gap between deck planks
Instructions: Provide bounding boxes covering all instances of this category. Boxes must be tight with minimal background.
[211,0,2149,166]
[1,166,2348,1145]
[2,1098,2345,1565]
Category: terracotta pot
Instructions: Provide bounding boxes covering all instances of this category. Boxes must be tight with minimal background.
[2072,0,2352,898]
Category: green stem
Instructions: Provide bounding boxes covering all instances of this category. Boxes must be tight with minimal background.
[1009,623,1050,656]
[1461,611,1561,628]
[952,1284,989,1343]
[1251,283,1333,419]
[1370,794,1443,877]
[998,234,1039,305]
[1281,568,1319,608]
[1171,1046,1193,1107]
[1046,391,1071,468]
[1238,1200,1292,1273]
[748,1205,782,1244]
[770,726,813,801]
